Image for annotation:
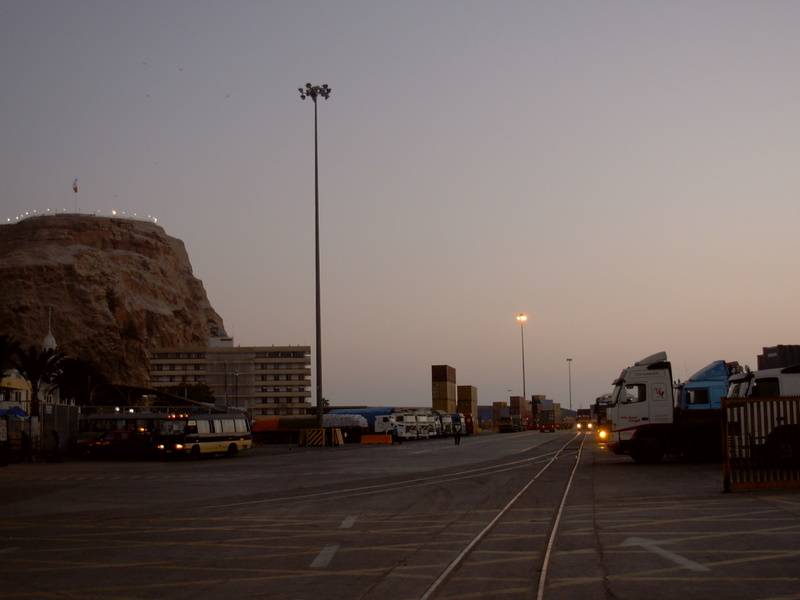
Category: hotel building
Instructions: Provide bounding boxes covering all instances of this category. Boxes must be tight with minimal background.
[148,337,312,416]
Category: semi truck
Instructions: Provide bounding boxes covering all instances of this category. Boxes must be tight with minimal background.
[539,409,556,432]
[727,365,800,399]
[433,410,454,436]
[451,413,474,435]
[575,408,592,432]
[497,416,519,433]
[606,352,740,463]
[327,408,418,440]
[726,365,800,467]
[593,394,612,441]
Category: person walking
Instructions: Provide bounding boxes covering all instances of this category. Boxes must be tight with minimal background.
[49,429,62,462]
[392,424,402,445]
[453,422,462,445]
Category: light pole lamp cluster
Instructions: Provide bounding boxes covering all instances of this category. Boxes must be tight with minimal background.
[516,314,527,401]
[299,83,331,428]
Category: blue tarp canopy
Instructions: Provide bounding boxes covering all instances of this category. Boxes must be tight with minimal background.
[0,406,29,419]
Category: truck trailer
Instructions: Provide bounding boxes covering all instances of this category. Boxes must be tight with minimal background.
[539,409,556,432]
[327,408,418,440]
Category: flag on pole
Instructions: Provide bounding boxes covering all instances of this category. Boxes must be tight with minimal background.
[72,179,78,193]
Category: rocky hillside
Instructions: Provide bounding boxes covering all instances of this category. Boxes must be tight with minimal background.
[0,214,226,385]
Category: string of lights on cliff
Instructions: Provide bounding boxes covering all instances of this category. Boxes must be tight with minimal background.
[6,209,158,224]
[6,180,158,224]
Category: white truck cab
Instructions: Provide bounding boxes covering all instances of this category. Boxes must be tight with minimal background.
[728,365,800,399]
[607,352,675,463]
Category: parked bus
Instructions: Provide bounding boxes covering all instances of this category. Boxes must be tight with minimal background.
[154,413,252,459]
[79,412,169,442]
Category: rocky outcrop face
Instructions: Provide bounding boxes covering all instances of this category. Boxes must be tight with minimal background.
[0,214,226,385]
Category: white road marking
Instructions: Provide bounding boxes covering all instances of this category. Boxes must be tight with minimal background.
[310,544,339,568]
[621,537,710,572]
[340,515,357,529]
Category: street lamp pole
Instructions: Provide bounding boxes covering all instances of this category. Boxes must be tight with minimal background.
[567,358,573,413]
[299,82,331,428]
[516,314,528,402]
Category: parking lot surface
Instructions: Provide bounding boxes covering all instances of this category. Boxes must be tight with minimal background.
[1,433,799,599]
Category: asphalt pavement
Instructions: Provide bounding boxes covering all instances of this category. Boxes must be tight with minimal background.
[1,433,799,600]
[548,437,800,600]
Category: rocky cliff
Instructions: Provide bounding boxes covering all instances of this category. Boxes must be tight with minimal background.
[0,214,226,385]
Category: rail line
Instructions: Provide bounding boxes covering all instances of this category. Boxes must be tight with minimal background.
[420,432,587,600]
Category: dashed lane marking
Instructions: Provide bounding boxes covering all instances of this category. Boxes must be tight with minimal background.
[340,515,357,528]
[310,544,339,568]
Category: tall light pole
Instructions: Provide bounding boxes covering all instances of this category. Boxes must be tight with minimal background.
[299,82,331,428]
[567,358,573,413]
[516,314,528,402]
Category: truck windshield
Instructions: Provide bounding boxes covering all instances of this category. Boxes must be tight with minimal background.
[609,382,625,406]
[727,373,752,398]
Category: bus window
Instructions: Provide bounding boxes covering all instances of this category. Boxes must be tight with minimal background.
[161,421,184,435]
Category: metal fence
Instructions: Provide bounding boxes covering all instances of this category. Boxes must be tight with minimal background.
[723,396,800,491]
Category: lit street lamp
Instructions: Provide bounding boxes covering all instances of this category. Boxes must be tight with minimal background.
[567,358,573,412]
[516,314,528,402]
[299,82,332,428]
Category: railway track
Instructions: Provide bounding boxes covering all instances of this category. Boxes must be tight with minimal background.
[419,433,587,600]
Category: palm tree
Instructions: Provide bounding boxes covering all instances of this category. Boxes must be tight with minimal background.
[0,334,20,373]
[12,345,66,418]
[55,358,108,406]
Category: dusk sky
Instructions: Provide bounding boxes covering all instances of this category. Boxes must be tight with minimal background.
[3,2,800,410]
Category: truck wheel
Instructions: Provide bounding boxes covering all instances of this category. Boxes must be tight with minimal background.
[766,425,800,467]
[226,443,239,458]
[190,446,201,460]
[631,436,665,464]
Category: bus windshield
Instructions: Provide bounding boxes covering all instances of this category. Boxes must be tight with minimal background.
[159,420,187,435]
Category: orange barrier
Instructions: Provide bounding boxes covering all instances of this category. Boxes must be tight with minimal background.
[252,418,281,432]
[361,434,392,444]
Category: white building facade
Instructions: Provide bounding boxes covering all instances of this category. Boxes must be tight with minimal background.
[148,337,312,416]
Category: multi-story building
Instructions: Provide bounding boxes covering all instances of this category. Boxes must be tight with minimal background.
[148,337,312,417]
